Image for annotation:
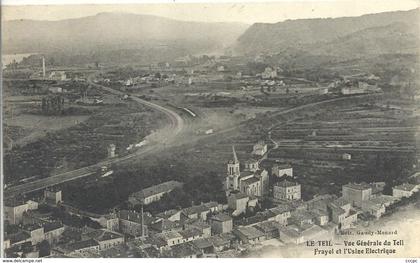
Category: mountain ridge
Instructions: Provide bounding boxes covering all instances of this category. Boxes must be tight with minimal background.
[235,8,420,56]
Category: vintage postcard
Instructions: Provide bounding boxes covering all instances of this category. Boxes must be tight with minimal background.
[1,0,419,260]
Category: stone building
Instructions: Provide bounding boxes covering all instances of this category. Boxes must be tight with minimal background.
[273,180,301,201]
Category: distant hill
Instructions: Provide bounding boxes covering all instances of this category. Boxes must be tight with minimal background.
[235,8,420,58]
[3,12,248,57]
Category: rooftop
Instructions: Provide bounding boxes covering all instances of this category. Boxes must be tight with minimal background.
[211,213,232,222]
[164,242,202,258]
[301,225,327,238]
[309,209,328,217]
[208,234,232,247]
[229,192,249,200]
[67,239,99,251]
[142,236,167,248]
[237,212,268,226]
[269,204,292,215]
[182,205,209,216]
[129,180,183,200]
[156,209,180,219]
[278,226,301,238]
[290,211,314,222]
[393,183,417,192]
[7,231,31,244]
[241,177,260,185]
[84,229,124,242]
[119,210,155,225]
[179,228,203,239]
[4,199,26,207]
[156,231,182,241]
[185,220,210,230]
[192,238,213,249]
[44,221,64,233]
[21,224,43,232]
[234,226,264,239]
[255,221,282,233]
[240,170,255,179]
[203,201,219,209]
[273,163,293,169]
[328,203,346,215]
[151,218,181,232]
[275,180,300,188]
[343,182,372,191]
[332,197,350,207]
[245,158,259,164]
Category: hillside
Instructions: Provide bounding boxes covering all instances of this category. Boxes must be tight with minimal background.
[2,12,248,56]
[235,8,420,58]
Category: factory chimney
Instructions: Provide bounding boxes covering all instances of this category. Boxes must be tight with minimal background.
[42,57,46,78]
[141,204,144,237]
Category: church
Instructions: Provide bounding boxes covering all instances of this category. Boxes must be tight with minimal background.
[225,146,269,198]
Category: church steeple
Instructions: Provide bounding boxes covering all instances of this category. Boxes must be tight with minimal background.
[226,145,240,191]
[232,145,239,164]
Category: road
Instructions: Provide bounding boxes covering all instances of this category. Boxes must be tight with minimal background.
[4,80,185,199]
[195,94,382,145]
[4,92,379,198]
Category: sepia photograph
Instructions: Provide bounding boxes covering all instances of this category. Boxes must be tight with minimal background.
[1,0,419,260]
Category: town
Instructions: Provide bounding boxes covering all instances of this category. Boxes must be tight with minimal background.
[4,137,420,257]
[2,5,420,259]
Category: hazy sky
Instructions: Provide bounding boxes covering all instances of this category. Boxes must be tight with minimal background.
[3,0,419,24]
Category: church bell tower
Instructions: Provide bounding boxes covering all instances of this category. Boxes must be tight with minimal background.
[226,145,240,191]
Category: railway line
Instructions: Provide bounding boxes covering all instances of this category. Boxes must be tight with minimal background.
[4,92,384,198]
[4,79,185,199]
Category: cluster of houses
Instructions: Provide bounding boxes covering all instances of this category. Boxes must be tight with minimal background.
[4,141,419,258]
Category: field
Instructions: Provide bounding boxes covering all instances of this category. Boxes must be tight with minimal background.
[3,79,167,185]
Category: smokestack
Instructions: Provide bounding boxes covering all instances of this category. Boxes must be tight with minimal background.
[141,204,144,238]
[42,57,46,78]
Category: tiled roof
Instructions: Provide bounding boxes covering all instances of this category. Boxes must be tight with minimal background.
[275,180,299,188]
[203,201,218,209]
[130,181,183,200]
[290,211,314,222]
[4,199,27,207]
[67,239,99,251]
[309,209,328,217]
[343,182,371,190]
[328,203,346,215]
[8,232,31,244]
[165,242,202,258]
[192,238,213,249]
[21,224,43,232]
[119,210,155,225]
[229,192,248,199]
[156,209,180,219]
[332,197,350,207]
[237,212,268,226]
[234,226,264,239]
[241,177,260,185]
[393,183,417,192]
[156,231,182,241]
[278,226,301,238]
[269,204,292,215]
[44,221,64,233]
[84,229,123,242]
[211,213,232,222]
[151,218,181,232]
[182,205,209,216]
[273,163,293,169]
[255,221,281,233]
[179,228,202,239]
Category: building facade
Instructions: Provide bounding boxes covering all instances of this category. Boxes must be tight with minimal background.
[273,180,301,201]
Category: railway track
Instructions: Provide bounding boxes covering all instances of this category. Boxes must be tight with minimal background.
[4,80,185,199]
